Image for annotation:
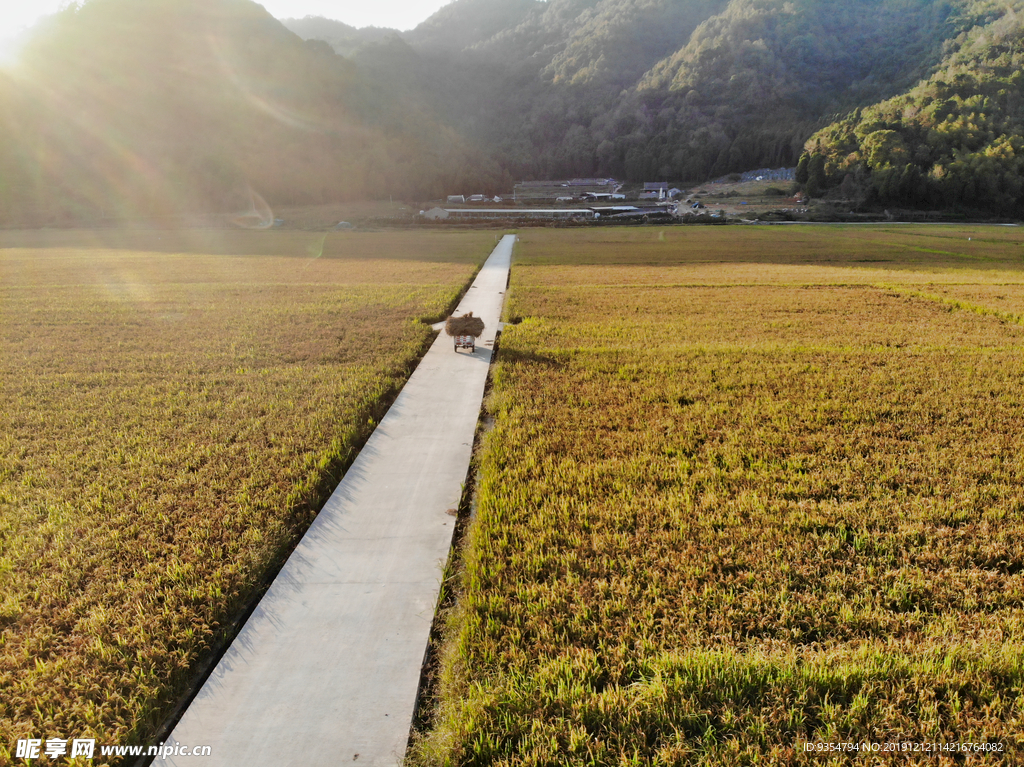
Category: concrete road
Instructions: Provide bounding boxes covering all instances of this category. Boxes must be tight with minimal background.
[167,234,514,766]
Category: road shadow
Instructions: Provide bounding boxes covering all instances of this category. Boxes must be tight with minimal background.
[496,346,561,368]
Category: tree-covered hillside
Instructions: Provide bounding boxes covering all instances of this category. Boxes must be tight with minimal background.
[291,0,967,183]
[0,0,502,225]
[402,0,540,52]
[3,0,1024,219]
[614,0,957,179]
[799,1,1024,213]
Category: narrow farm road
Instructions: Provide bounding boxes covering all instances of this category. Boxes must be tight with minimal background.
[168,235,514,766]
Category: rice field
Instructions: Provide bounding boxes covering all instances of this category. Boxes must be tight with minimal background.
[414,225,1024,765]
[0,229,492,764]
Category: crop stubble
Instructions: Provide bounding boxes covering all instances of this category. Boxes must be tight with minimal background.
[0,230,490,764]
[415,226,1024,765]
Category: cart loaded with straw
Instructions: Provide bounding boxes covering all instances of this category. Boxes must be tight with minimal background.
[445,312,485,353]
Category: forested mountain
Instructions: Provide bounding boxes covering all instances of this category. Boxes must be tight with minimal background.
[618,0,957,179]
[2,0,1023,220]
[798,1,1024,213]
[0,0,500,225]
[403,0,539,52]
[289,0,968,183]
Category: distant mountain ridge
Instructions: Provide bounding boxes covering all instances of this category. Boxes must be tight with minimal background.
[280,16,401,58]
[0,0,498,225]
[286,0,970,183]
[1,0,1022,220]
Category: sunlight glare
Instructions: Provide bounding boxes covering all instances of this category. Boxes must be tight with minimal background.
[0,1,65,39]
[256,0,455,31]
[0,34,23,68]
[0,1,66,69]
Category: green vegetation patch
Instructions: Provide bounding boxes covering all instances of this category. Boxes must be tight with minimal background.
[0,230,491,763]
[801,1,1024,213]
[414,226,1024,765]
[511,226,1024,272]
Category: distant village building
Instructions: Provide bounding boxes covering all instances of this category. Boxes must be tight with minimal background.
[418,204,682,221]
[591,205,639,215]
[600,203,676,219]
[639,182,681,200]
[421,208,597,220]
[514,178,620,203]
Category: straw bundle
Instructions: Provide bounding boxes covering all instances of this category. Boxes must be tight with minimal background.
[445,312,485,337]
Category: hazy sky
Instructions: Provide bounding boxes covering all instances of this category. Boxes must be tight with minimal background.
[258,0,454,29]
[1,0,455,38]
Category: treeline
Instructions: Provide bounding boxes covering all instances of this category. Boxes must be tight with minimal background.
[797,0,1024,214]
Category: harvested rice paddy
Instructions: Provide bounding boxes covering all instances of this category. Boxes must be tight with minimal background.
[415,225,1024,765]
[0,229,491,763]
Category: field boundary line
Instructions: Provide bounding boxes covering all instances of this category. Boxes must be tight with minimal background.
[875,283,1024,326]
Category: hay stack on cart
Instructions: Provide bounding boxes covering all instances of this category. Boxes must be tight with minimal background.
[445,312,485,352]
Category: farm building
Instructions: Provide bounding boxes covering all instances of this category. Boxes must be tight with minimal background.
[447,195,466,204]
[591,205,639,214]
[639,183,682,200]
[593,202,677,219]
[514,178,620,203]
[580,192,626,201]
[421,208,597,220]
[422,207,449,220]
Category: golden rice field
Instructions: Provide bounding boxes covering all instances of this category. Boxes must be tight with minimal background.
[0,229,491,764]
[414,225,1024,765]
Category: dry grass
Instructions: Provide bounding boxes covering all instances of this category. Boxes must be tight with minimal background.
[0,229,491,765]
[446,314,486,337]
[412,225,1024,766]
[922,285,1024,322]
